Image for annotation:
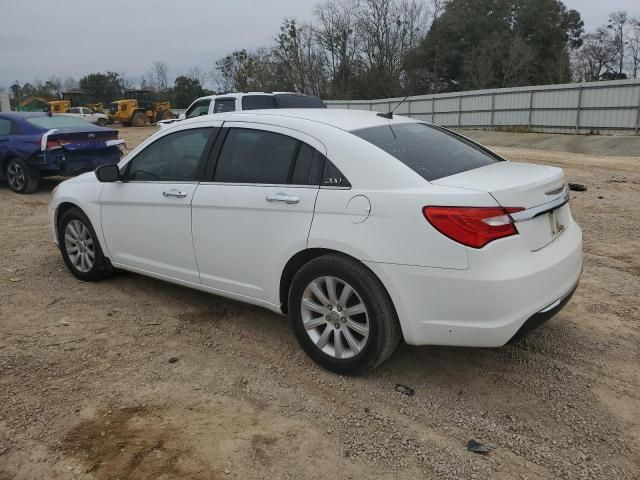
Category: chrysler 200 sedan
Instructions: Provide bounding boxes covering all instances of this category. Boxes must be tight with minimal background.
[49,109,582,374]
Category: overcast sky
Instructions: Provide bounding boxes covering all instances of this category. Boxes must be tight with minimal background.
[1,0,638,90]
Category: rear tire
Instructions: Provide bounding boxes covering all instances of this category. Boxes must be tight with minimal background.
[58,207,111,282]
[159,110,175,121]
[288,254,401,375]
[5,158,39,194]
[97,118,107,127]
[131,112,147,127]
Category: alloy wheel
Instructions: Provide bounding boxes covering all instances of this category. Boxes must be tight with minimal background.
[7,162,26,191]
[64,220,95,273]
[300,276,370,359]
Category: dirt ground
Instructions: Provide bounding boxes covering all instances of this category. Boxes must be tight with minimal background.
[1,126,639,480]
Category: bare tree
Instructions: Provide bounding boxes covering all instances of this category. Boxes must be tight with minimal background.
[573,28,619,81]
[272,19,326,95]
[501,35,535,87]
[187,67,207,86]
[629,18,640,78]
[429,0,445,93]
[355,0,427,96]
[148,61,169,93]
[607,11,629,76]
[314,0,359,98]
[214,48,284,92]
[118,71,135,90]
[464,39,498,89]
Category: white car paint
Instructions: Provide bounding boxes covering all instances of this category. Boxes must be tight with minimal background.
[49,109,582,351]
[62,107,109,125]
[157,92,323,130]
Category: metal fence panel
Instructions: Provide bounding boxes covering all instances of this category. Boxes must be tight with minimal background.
[325,79,640,135]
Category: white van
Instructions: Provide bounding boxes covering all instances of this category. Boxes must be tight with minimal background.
[158,91,326,129]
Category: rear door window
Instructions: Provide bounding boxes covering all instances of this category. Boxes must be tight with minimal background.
[241,95,275,110]
[291,143,324,185]
[213,98,236,113]
[213,128,298,184]
[352,123,500,181]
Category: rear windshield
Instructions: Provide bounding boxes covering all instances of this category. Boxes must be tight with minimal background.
[352,123,500,181]
[26,115,93,129]
[242,95,276,110]
[241,94,327,110]
[274,94,326,108]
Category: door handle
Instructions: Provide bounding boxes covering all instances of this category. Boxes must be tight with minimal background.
[163,189,188,198]
[266,192,300,204]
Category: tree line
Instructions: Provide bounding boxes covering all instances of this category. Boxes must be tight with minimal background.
[8,0,640,108]
[9,63,212,109]
[215,0,640,99]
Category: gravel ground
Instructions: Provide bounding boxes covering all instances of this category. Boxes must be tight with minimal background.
[0,126,639,479]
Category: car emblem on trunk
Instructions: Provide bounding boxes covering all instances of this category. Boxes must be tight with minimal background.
[545,185,564,196]
[88,133,95,138]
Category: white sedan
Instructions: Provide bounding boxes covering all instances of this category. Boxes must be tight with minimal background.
[49,109,582,374]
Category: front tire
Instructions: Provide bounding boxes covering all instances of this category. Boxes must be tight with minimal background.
[58,207,111,281]
[5,158,39,194]
[159,110,175,121]
[289,254,401,375]
[97,118,107,127]
[131,112,147,127]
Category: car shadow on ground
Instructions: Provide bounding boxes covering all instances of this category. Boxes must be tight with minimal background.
[0,176,66,194]
[105,268,583,387]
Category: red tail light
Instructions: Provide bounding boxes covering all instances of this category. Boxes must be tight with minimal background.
[46,139,63,150]
[423,206,524,248]
[31,139,62,150]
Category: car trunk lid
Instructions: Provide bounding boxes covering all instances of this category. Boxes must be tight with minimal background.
[42,128,124,152]
[432,161,569,251]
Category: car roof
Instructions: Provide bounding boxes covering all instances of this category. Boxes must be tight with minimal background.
[0,112,49,119]
[179,108,418,132]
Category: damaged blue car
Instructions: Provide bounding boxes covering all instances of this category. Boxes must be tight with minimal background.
[0,112,124,193]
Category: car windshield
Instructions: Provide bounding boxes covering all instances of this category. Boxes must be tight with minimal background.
[352,123,500,181]
[26,115,93,129]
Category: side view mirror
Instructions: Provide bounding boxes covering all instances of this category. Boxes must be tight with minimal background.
[96,164,121,182]
[178,113,185,120]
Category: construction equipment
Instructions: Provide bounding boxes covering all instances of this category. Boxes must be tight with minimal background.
[17,96,51,111]
[85,102,104,113]
[108,90,175,127]
[45,91,82,113]
[48,93,107,115]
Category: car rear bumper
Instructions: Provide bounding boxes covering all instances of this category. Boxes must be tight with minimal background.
[507,278,579,343]
[366,220,583,347]
[33,148,121,176]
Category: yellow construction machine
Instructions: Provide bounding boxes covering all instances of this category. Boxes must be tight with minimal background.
[108,90,175,126]
[47,91,84,113]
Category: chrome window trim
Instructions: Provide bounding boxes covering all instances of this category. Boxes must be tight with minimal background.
[118,180,200,185]
[320,185,352,190]
[197,182,320,189]
[510,188,570,223]
[196,182,351,190]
